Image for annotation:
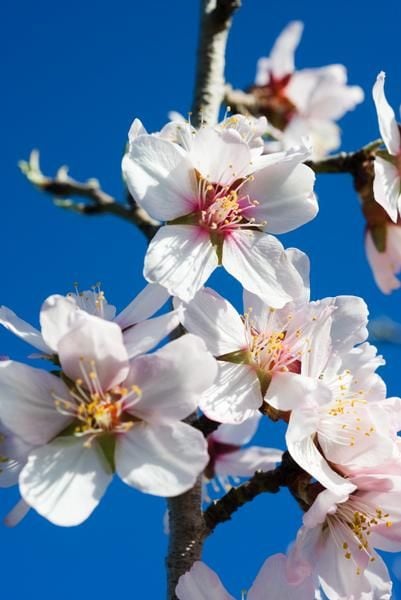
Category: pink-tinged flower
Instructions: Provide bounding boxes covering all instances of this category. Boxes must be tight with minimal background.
[285,342,400,494]
[372,72,401,223]
[292,474,401,599]
[204,413,282,495]
[0,313,217,525]
[0,283,179,360]
[365,219,401,294]
[176,263,367,424]
[252,22,363,158]
[176,556,317,600]
[122,116,317,303]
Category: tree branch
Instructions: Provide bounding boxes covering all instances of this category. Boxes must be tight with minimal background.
[191,0,241,127]
[19,150,159,240]
[166,413,208,600]
[306,139,382,175]
[192,414,221,437]
[203,452,311,535]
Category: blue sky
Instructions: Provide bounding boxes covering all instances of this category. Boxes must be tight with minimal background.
[2,0,401,597]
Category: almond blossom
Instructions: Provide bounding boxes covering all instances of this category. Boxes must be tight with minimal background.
[252,21,364,158]
[0,282,179,360]
[290,474,401,599]
[284,342,401,493]
[176,556,317,600]
[372,71,401,223]
[0,310,217,525]
[176,262,368,424]
[122,115,317,303]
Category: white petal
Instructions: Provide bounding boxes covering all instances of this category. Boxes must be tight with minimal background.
[216,446,282,478]
[372,72,401,155]
[115,421,208,496]
[19,437,112,526]
[287,410,357,494]
[39,294,78,351]
[365,229,401,293]
[266,372,332,412]
[189,127,253,185]
[222,230,304,308]
[122,135,196,220]
[124,334,217,421]
[122,310,181,359]
[144,225,218,302]
[0,361,71,445]
[0,306,51,353]
[373,156,401,223]
[57,313,129,391]
[285,248,311,303]
[213,412,261,445]
[269,21,303,79]
[328,295,368,354]
[176,562,234,600]
[0,427,34,488]
[244,161,317,234]
[114,283,170,329]
[248,554,316,600]
[127,117,148,144]
[177,287,247,356]
[199,361,262,424]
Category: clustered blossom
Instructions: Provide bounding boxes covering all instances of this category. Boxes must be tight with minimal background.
[251,21,364,159]
[3,46,401,599]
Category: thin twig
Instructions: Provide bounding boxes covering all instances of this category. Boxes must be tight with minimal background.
[19,150,159,240]
[203,452,311,535]
[191,0,241,127]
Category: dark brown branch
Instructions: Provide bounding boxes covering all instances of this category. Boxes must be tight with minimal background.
[191,0,241,127]
[306,139,382,175]
[203,452,311,534]
[19,150,159,240]
[192,414,221,437]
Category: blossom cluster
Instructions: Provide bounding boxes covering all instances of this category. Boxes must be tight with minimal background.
[3,21,401,600]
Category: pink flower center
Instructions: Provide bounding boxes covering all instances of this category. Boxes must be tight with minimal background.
[195,172,264,235]
[243,309,302,375]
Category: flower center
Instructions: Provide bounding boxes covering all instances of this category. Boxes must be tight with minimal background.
[53,358,141,441]
[195,171,264,234]
[67,282,107,318]
[318,370,375,448]
[332,496,393,570]
[250,73,297,130]
[243,309,301,375]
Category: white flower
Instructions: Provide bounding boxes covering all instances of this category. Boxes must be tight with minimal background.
[122,116,317,303]
[0,312,217,525]
[0,283,180,360]
[254,22,364,158]
[291,474,401,599]
[176,556,317,600]
[372,71,401,223]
